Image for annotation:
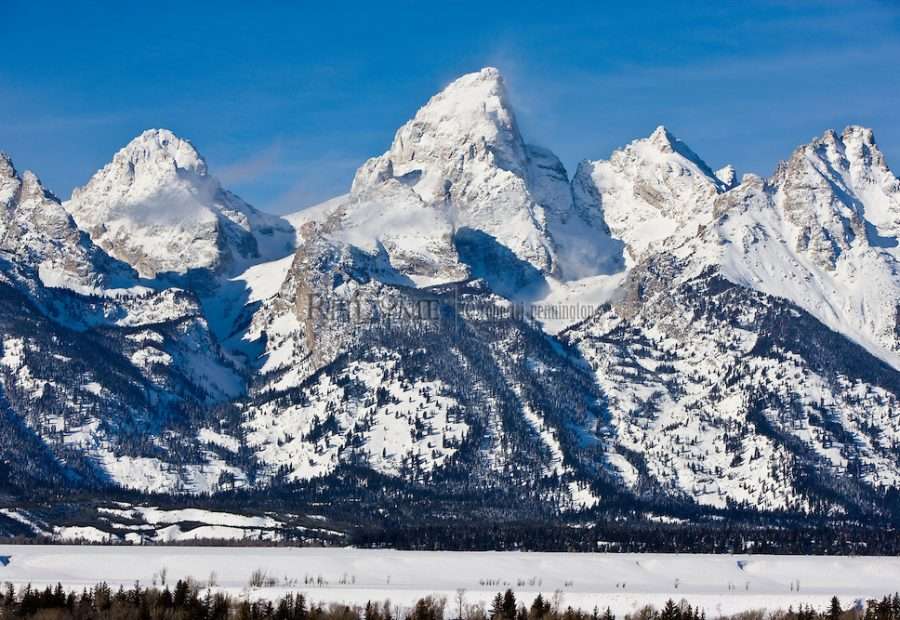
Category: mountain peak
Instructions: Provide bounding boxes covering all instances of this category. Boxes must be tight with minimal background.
[819,128,840,144]
[413,66,517,143]
[0,152,120,293]
[641,126,722,181]
[19,170,51,200]
[65,131,294,278]
[444,66,504,91]
[114,128,207,177]
[0,152,15,179]
[842,124,877,145]
[810,126,878,153]
[648,125,677,149]
[360,65,525,182]
[68,128,216,227]
[474,65,502,79]
[438,66,506,98]
[774,124,900,271]
[420,66,510,116]
[346,67,568,277]
[578,127,727,262]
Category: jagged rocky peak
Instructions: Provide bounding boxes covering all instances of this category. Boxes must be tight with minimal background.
[711,173,770,220]
[0,154,122,291]
[700,134,900,369]
[0,152,16,181]
[0,154,36,210]
[573,125,727,263]
[348,67,555,275]
[19,170,55,203]
[774,125,900,269]
[646,125,677,150]
[115,128,207,177]
[342,67,621,283]
[1,161,70,234]
[352,66,527,196]
[0,153,18,221]
[65,129,294,279]
[839,125,894,182]
[644,126,724,184]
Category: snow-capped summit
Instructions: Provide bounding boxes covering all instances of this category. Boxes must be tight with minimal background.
[118,128,208,176]
[0,152,15,180]
[65,129,294,279]
[351,67,528,196]
[643,126,725,185]
[339,67,617,282]
[348,66,555,278]
[574,126,727,264]
[646,125,677,150]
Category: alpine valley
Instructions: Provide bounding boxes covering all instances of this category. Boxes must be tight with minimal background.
[2,68,900,551]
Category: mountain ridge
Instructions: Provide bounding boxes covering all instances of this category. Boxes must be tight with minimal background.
[1,67,900,540]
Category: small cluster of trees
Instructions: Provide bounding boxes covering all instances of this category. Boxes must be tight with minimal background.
[0,580,370,620]
[484,589,611,620]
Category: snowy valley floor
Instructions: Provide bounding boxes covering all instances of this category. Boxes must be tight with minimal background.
[0,547,897,616]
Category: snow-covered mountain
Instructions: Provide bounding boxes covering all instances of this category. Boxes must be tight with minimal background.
[2,67,900,533]
[65,129,295,279]
[0,150,246,494]
[572,125,728,264]
[562,125,900,514]
[325,67,619,285]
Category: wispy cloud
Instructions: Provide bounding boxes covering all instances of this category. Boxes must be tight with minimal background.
[216,142,284,186]
[206,138,367,214]
[267,154,362,214]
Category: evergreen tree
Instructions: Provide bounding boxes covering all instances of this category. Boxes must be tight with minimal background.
[829,597,843,620]
[502,590,517,620]
[490,593,505,620]
[660,599,680,620]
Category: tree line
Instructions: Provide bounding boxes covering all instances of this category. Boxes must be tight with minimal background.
[1,582,898,620]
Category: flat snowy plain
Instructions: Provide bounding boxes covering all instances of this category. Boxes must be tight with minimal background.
[1,547,898,616]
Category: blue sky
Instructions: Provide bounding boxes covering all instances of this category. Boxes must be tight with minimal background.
[1,1,898,214]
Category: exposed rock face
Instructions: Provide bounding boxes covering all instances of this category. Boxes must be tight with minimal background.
[65,129,294,278]
[557,122,900,512]
[0,153,245,496]
[706,130,900,365]
[775,126,900,269]
[351,68,550,270]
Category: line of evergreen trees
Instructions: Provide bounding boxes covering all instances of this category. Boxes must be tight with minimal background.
[1,582,897,620]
